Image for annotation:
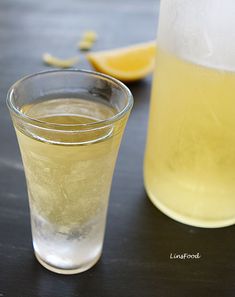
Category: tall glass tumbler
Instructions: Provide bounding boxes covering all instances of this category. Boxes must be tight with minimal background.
[7,70,133,274]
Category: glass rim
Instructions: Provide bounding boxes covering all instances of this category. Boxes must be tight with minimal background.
[6,69,133,129]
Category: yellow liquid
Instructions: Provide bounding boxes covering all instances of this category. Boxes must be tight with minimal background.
[144,48,235,227]
[15,99,123,229]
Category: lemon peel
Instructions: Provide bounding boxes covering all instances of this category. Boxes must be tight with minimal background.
[77,30,98,51]
[82,30,98,43]
[43,53,79,68]
[78,40,93,51]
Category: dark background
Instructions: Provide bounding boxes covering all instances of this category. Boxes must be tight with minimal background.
[0,0,235,296]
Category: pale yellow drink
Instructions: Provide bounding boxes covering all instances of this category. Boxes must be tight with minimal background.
[7,69,132,274]
[144,48,235,227]
[15,98,124,270]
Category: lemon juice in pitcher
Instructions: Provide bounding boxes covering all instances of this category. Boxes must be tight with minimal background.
[144,0,235,227]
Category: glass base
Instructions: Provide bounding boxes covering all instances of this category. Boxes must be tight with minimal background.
[145,183,235,228]
[35,251,101,275]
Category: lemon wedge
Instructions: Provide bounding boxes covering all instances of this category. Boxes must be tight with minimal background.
[87,41,156,82]
[43,53,79,68]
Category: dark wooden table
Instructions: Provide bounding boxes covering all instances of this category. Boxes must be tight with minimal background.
[0,0,235,296]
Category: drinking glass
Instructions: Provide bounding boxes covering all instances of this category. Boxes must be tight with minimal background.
[7,69,133,274]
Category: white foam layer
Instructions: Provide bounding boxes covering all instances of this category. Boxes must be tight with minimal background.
[158,0,235,71]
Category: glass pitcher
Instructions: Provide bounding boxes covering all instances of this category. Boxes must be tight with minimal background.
[144,0,235,228]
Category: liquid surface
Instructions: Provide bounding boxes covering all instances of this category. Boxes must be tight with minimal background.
[144,48,235,227]
[15,98,124,271]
